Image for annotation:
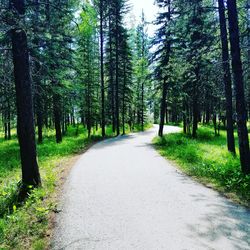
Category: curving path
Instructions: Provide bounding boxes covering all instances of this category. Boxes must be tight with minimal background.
[52,125,250,250]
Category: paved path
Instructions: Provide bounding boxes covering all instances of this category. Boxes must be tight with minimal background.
[52,125,250,250]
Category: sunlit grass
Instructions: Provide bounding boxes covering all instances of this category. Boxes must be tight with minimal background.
[0,123,151,249]
[0,124,113,249]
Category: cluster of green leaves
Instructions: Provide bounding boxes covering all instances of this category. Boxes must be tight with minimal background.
[154,126,250,205]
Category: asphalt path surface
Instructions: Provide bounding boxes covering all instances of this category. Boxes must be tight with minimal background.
[52,125,250,250]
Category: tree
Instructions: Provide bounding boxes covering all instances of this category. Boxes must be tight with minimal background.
[153,0,172,137]
[94,0,106,137]
[218,0,235,154]
[134,12,150,131]
[77,2,100,137]
[120,28,133,134]
[227,0,250,174]
[106,0,130,135]
[10,0,41,188]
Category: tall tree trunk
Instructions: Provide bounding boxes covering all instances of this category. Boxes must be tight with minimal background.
[33,0,43,144]
[192,93,198,138]
[108,14,116,134]
[218,0,235,153]
[122,62,126,135]
[205,107,210,124]
[227,0,250,174]
[183,102,187,134]
[141,81,144,131]
[53,90,62,143]
[4,116,7,140]
[7,100,11,140]
[37,102,43,143]
[100,0,105,137]
[158,0,171,137]
[192,67,200,137]
[159,79,167,137]
[115,11,120,136]
[10,0,41,187]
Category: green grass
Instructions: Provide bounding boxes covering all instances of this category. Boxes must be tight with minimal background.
[132,123,153,132]
[0,125,113,249]
[153,126,250,206]
[0,123,151,249]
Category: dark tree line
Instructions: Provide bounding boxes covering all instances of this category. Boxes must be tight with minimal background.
[153,0,250,174]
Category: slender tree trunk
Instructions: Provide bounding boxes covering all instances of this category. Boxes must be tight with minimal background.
[122,62,126,135]
[165,107,168,124]
[218,0,235,153]
[159,79,167,137]
[62,110,65,135]
[108,14,116,134]
[53,89,62,143]
[183,102,187,134]
[33,0,43,144]
[213,113,218,136]
[227,0,250,174]
[205,106,210,124]
[141,81,144,131]
[37,105,43,143]
[4,117,7,140]
[115,11,120,136]
[100,0,105,137]
[158,0,171,137]
[10,0,41,187]
[7,100,11,140]
[192,93,198,138]
[192,63,200,138]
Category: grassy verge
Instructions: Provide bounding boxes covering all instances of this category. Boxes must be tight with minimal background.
[153,126,250,207]
[0,125,115,249]
[0,123,152,249]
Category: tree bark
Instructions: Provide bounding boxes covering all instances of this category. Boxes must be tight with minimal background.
[115,8,120,136]
[10,0,41,187]
[192,93,198,138]
[218,0,235,153]
[100,0,105,137]
[159,79,167,137]
[7,102,11,140]
[122,61,126,135]
[158,0,171,137]
[53,89,62,143]
[227,0,250,174]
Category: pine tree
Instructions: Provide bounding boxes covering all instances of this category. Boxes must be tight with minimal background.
[218,0,236,153]
[227,0,250,174]
[153,0,172,137]
[10,0,41,189]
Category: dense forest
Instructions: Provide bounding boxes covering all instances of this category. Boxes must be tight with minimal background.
[0,0,250,248]
[0,0,249,188]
